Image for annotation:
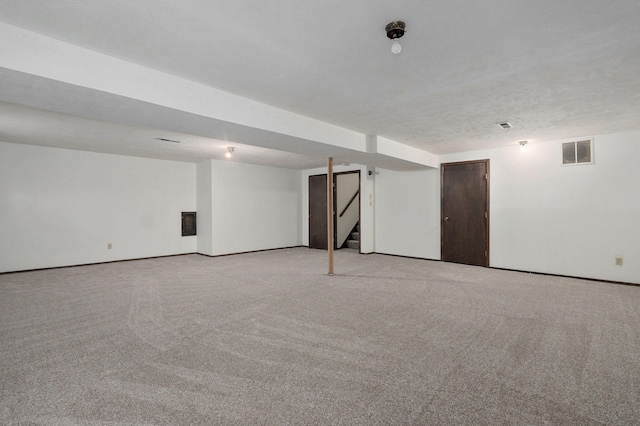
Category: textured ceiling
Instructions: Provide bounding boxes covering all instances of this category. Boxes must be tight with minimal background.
[1,0,640,165]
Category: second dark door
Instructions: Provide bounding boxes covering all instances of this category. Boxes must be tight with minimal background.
[441,160,489,267]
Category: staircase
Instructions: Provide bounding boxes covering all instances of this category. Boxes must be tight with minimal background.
[344,223,360,250]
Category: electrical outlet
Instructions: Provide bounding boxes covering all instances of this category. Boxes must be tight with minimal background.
[615,257,623,266]
[107,243,112,250]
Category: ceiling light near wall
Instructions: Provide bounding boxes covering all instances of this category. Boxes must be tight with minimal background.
[225,147,235,158]
[519,141,528,151]
[385,21,405,55]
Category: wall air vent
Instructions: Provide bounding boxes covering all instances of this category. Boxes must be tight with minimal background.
[562,139,593,165]
[496,121,512,129]
[155,137,181,143]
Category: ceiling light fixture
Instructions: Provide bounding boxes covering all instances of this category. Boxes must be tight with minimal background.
[225,147,235,158]
[385,21,405,55]
[519,141,528,151]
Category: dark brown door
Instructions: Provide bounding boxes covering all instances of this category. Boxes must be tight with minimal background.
[309,174,328,249]
[441,160,489,266]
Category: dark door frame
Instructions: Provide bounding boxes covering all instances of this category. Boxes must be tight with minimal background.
[334,170,361,252]
[308,170,361,250]
[440,159,490,266]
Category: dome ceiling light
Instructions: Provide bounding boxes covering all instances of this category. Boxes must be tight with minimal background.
[385,21,406,55]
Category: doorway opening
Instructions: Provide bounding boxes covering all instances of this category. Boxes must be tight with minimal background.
[309,171,361,251]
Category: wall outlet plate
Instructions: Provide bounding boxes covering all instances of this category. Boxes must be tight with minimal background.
[615,257,623,266]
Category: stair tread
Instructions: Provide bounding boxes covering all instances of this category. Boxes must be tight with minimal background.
[346,240,360,249]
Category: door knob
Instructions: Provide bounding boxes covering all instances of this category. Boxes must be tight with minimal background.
[444,216,449,221]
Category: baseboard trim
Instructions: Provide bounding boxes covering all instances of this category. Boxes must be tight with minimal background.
[196,245,304,258]
[7,248,636,287]
[373,251,440,262]
[489,266,639,287]
[371,252,638,287]
[1,247,304,275]
[0,252,198,275]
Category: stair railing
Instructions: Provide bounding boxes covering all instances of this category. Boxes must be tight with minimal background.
[339,189,360,218]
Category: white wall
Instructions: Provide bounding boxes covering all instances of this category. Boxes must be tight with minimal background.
[0,142,196,272]
[440,130,640,284]
[196,160,213,255]
[300,164,375,253]
[373,129,636,284]
[374,168,441,259]
[197,160,300,256]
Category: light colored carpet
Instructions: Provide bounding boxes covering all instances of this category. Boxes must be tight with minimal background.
[1,248,638,425]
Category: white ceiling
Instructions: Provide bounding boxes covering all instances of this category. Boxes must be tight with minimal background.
[1,0,640,168]
[0,102,327,168]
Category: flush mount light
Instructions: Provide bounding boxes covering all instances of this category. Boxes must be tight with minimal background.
[385,21,405,55]
[225,147,235,158]
[519,140,528,151]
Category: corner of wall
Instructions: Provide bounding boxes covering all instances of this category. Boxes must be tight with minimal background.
[196,160,213,255]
